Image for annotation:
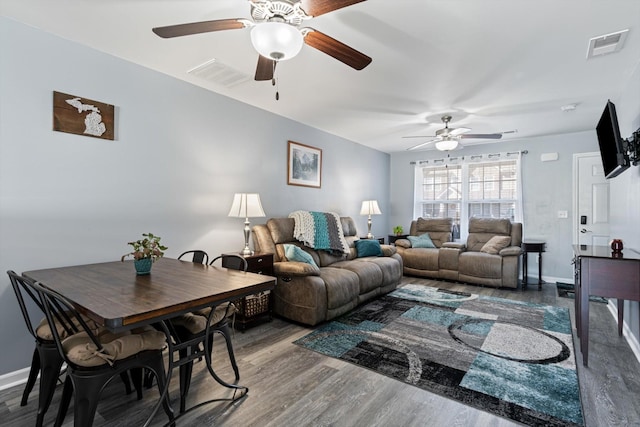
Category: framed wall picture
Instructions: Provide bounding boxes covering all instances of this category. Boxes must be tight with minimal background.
[287,140,322,188]
[53,91,115,140]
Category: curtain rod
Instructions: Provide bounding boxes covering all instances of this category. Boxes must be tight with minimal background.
[410,150,528,165]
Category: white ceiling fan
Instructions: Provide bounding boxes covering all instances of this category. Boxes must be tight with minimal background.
[404,115,507,151]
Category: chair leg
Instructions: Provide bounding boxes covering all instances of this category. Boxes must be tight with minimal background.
[68,370,114,427]
[178,348,194,413]
[147,353,175,426]
[21,348,40,406]
[129,368,144,400]
[119,371,133,395]
[143,368,155,389]
[37,346,64,427]
[54,376,73,427]
[217,323,240,381]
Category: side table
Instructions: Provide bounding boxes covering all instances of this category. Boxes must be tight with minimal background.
[359,236,385,244]
[388,234,409,245]
[521,240,545,290]
[222,252,274,331]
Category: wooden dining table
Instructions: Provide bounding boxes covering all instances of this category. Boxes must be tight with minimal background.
[23,257,276,425]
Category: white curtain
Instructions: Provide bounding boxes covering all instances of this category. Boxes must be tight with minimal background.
[412,150,526,223]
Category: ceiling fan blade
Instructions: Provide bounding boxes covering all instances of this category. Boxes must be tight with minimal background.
[255,55,275,81]
[303,29,372,70]
[152,19,247,38]
[407,138,440,151]
[460,133,503,140]
[300,0,366,17]
[402,135,436,139]
[449,127,471,136]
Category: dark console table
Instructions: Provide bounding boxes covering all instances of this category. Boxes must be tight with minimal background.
[572,244,640,366]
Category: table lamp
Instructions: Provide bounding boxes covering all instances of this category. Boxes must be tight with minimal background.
[360,200,382,239]
[228,193,266,256]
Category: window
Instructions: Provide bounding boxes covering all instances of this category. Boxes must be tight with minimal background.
[468,161,517,221]
[414,154,521,240]
[415,164,462,237]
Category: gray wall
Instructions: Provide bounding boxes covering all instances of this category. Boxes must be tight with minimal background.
[0,18,390,375]
[609,60,640,344]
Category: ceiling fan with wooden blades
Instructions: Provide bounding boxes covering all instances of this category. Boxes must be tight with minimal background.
[152,0,372,82]
[403,115,506,151]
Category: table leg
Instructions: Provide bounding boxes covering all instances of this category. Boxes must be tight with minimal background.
[522,252,528,289]
[537,251,542,291]
[617,299,624,336]
[580,269,590,366]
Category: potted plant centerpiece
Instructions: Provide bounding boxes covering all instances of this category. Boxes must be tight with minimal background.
[121,232,168,275]
[393,225,404,236]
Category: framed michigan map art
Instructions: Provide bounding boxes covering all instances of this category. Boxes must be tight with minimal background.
[53,91,115,140]
[287,140,322,188]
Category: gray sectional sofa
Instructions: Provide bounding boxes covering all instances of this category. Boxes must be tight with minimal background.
[252,216,403,326]
[396,217,522,289]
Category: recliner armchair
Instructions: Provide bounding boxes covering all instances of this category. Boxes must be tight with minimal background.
[446,217,522,288]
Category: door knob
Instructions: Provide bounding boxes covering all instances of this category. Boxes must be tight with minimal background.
[580,228,592,233]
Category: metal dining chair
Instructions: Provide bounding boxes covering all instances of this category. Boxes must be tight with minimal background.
[177,250,209,265]
[166,253,247,413]
[24,278,175,427]
[8,270,67,427]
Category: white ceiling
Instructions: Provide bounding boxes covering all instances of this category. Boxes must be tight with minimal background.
[3,0,640,153]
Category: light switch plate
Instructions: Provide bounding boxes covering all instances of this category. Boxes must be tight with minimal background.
[558,210,568,218]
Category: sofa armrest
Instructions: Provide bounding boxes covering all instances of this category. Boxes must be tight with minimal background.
[442,241,466,250]
[274,261,320,277]
[381,245,397,256]
[499,246,522,257]
[395,239,411,248]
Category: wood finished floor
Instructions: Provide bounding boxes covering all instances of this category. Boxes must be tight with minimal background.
[1,276,639,426]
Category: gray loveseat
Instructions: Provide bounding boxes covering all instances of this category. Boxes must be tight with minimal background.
[252,217,403,326]
[396,217,522,289]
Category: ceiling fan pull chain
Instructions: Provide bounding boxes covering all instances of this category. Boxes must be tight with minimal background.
[273,60,280,101]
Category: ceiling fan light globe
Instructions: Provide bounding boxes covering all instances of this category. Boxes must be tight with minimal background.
[251,22,303,61]
[435,139,459,151]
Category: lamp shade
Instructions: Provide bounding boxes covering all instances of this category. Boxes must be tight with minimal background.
[250,22,304,61]
[435,138,459,151]
[228,193,266,218]
[360,200,382,216]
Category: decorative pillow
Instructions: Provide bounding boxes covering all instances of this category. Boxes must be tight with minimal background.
[283,244,318,268]
[355,239,383,257]
[407,234,436,248]
[480,236,512,254]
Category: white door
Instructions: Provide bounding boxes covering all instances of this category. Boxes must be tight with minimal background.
[573,152,610,246]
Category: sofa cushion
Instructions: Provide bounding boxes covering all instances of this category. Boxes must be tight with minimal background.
[480,236,512,254]
[408,234,436,248]
[355,239,383,257]
[284,244,319,268]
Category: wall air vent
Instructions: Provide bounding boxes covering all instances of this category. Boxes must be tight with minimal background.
[188,59,251,88]
[586,29,629,59]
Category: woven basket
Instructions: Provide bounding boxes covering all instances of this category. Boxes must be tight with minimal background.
[237,291,270,317]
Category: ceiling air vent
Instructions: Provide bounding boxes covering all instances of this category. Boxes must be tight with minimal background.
[586,29,629,59]
[188,59,251,88]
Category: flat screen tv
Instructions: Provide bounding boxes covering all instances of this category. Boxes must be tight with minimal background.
[596,100,629,179]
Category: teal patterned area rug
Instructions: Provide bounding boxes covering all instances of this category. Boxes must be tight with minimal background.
[295,285,584,426]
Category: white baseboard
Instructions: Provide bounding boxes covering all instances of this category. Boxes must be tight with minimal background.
[607,301,640,364]
[542,275,573,284]
[0,367,30,392]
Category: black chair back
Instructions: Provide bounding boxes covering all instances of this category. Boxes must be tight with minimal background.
[178,250,209,265]
[210,254,248,272]
[8,270,44,341]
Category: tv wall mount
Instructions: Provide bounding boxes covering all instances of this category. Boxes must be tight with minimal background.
[623,128,640,166]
